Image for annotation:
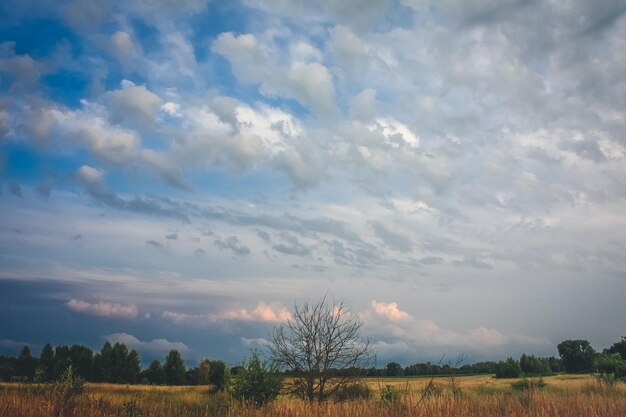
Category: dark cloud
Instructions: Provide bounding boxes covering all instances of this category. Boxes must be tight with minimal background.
[370,221,413,253]
[324,239,380,269]
[272,234,312,257]
[77,175,190,222]
[560,138,606,162]
[214,236,250,256]
[35,182,53,200]
[9,182,22,197]
[256,229,271,242]
[146,240,164,248]
[165,233,178,240]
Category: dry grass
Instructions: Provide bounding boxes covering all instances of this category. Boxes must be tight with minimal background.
[1,375,624,417]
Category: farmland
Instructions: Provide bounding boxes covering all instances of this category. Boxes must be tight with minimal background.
[1,374,624,417]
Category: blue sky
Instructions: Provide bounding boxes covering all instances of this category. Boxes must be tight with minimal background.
[1,0,625,367]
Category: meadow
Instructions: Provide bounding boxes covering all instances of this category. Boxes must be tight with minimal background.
[1,374,625,417]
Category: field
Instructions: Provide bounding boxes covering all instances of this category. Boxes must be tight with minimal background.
[1,374,625,417]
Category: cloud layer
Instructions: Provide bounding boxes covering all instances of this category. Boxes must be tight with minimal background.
[0,0,625,364]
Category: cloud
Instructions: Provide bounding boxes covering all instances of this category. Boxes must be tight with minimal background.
[104,80,163,129]
[67,298,138,318]
[105,332,189,354]
[106,31,138,71]
[9,182,22,197]
[271,234,312,257]
[214,236,250,256]
[165,233,178,240]
[363,300,550,357]
[49,103,140,165]
[193,248,206,256]
[0,42,48,91]
[35,182,53,200]
[163,302,292,325]
[370,221,413,253]
[76,165,104,192]
[212,33,337,115]
[146,240,164,248]
[241,337,270,348]
[0,339,35,351]
[371,300,410,321]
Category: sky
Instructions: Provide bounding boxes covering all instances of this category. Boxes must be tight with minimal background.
[1,0,625,367]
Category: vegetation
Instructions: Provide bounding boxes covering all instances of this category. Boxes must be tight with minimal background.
[0,303,625,416]
[0,374,624,416]
[231,351,283,406]
[494,358,522,378]
[268,297,372,403]
[557,340,596,373]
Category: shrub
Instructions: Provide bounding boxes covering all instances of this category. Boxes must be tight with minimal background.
[511,378,547,391]
[332,382,372,402]
[50,365,85,417]
[231,352,282,407]
[379,385,402,405]
[595,354,626,379]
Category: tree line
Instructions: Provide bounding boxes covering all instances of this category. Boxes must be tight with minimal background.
[2,336,625,385]
[0,342,227,387]
[1,336,624,385]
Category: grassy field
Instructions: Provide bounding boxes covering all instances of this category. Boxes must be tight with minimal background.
[1,374,625,417]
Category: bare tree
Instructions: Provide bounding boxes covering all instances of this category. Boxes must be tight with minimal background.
[268,297,373,403]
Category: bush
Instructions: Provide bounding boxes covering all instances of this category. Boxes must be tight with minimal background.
[231,352,282,407]
[332,382,372,402]
[511,378,547,391]
[50,365,85,417]
[595,354,626,379]
[379,385,402,405]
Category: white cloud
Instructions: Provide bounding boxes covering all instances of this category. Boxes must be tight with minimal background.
[0,42,48,91]
[108,31,138,70]
[49,102,140,164]
[67,298,138,318]
[363,300,550,354]
[105,332,189,354]
[163,302,292,325]
[104,81,163,128]
[76,165,105,192]
[213,33,337,115]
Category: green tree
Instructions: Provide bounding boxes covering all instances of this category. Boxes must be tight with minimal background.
[39,344,55,382]
[385,362,403,376]
[519,354,550,375]
[606,336,626,360]
[93,342,113,382]
[16,346,37,380]
[196,359,211,385]
[208,360,229,391]
[557,339,596,373]
[494,358,521,378]
[164,350,186,385]
[146,360,165,385]
[595,353,626,379]
[232,352,282,406]
[69,344,93,380]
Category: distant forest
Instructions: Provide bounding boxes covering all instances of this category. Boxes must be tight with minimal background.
[1,336,624,385]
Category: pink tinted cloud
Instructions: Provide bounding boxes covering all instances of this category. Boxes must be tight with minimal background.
[67,298,138,318]
[371,300,410,321]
